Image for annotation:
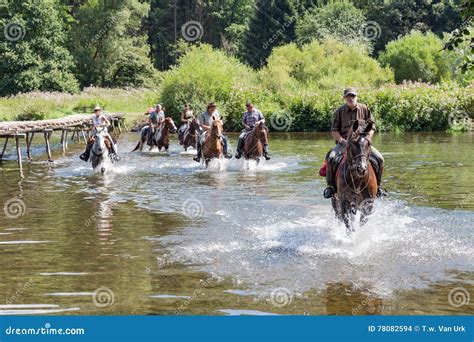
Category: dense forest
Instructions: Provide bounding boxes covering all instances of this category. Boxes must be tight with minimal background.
[0,0,472,131]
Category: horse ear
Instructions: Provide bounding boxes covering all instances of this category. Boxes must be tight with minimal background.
[351,120,359,134]
[364,121,373,133]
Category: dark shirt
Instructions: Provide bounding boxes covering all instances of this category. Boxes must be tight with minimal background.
[331,103,374,139]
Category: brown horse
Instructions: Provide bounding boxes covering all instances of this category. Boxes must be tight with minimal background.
[181,118,200,152]
[332,120,378,232]
[132,117,177,152]
[201,115,223,167]
[242,122,269,165]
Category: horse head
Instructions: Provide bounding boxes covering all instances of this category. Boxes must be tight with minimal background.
[210,115,223,137]
[164,117,177,133]
[92,130,106,156]
[253,121,268,144]
[189,117,200,133]
[347,120,373,177]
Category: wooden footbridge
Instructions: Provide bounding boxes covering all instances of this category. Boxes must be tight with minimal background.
[0,113,127,177]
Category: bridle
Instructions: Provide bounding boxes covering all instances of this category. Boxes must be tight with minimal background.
[343,135,371,195]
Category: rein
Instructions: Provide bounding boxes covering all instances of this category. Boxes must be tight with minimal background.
[342,145,371,195]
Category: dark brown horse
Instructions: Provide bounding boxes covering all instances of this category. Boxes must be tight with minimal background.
[332,120,378,232]
[181,118,200,152]
[132,117,177,152]
[242,122,269,165]
[201,115,223,167]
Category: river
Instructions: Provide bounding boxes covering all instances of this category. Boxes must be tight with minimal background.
[0,132,473,315]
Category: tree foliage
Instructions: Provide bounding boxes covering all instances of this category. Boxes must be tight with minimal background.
[379,31,454,84]
[0,0,79,96]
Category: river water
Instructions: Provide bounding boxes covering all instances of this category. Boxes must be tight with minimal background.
[0,132,473,315]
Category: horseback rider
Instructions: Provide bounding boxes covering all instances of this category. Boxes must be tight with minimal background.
[146,104,165,146]
[178,104,194,145]
[80,105,118,162]
[193,102,232,162]
[235,102,270,160]
[323,87,384,198]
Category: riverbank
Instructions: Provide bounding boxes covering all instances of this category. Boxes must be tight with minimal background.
[0,87,154,127]
[0,84,472,132]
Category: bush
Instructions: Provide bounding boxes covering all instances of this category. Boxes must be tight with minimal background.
[159,44,259,126]
[259,39,394,93]
[379,31,454,84]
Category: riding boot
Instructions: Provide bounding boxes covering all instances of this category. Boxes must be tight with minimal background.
[147,127,154,146]
[375,165,386,197]
[193,141,202,162]
[263,144,270,160]
[323,158,335,199]
[221,137,232,159]
[235,137,244,159]
[79,144,92,162]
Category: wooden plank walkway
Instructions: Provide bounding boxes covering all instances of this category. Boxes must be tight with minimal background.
[0,113,128,178]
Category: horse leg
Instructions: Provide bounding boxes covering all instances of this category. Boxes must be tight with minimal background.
[360,198,374,226]
[341,200,354,232]
[331,197,340,219]
[256,158,260,166]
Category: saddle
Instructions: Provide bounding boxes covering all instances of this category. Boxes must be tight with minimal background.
[87,135,114,152]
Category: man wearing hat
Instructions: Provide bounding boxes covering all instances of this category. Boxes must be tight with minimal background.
[323,87,385,198]
[80,105,118,162]
[193,102,232,162]
[235,102,270,160]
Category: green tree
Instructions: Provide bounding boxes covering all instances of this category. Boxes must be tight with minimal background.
[148,0,256,71]
[0,0,79,96]
[68,0,155,88]
[295,2,368,47]
[260,38,393,92]
[378,31,453,84]
[241,0,297,68]
[354,0,463,56]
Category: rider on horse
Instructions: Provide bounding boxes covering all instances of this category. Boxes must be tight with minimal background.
[234,102,270,160]
[323,87,384,199]
[146,104,165,146]
[80,105,117,162]
[178,104,194,145]
[193,102,232,162]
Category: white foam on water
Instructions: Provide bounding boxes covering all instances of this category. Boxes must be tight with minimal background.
[158,198,474,297]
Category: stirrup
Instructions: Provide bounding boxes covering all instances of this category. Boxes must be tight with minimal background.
[323,187,335,199]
